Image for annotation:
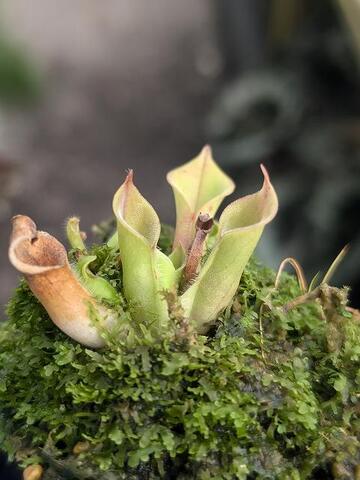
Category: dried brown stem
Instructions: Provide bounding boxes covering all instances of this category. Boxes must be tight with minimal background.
[183,213,213,286]
[275,257,308,293]
[282,287,321,313]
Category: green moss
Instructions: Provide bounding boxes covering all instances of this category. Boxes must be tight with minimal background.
[0,232,359,479]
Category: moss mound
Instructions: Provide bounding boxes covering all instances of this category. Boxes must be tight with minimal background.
[0,229,359,479]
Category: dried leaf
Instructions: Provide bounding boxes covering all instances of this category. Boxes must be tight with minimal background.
[8,215,115,348]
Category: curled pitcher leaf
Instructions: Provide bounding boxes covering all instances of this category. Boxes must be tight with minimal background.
[8,215,116,348]
[156,245,186,291]
[167,145,235,251]
[181,165,278,333]
[76,255,119,303]
[66,216,86,251]
[107,230,119,250]
[113,171,182,332]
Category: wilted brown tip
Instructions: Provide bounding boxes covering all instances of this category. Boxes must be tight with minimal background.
[125,169,134,184]
[196,213,214,233]
[201,144,212,158]
[260,163,269,181]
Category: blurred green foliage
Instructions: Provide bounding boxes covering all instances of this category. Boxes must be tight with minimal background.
[0,36,40,106]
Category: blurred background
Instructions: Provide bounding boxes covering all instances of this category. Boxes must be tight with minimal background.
[0,1,360,477]
[0,0,360,312]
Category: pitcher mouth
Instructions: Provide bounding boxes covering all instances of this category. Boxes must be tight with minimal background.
[9,215,68,275]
